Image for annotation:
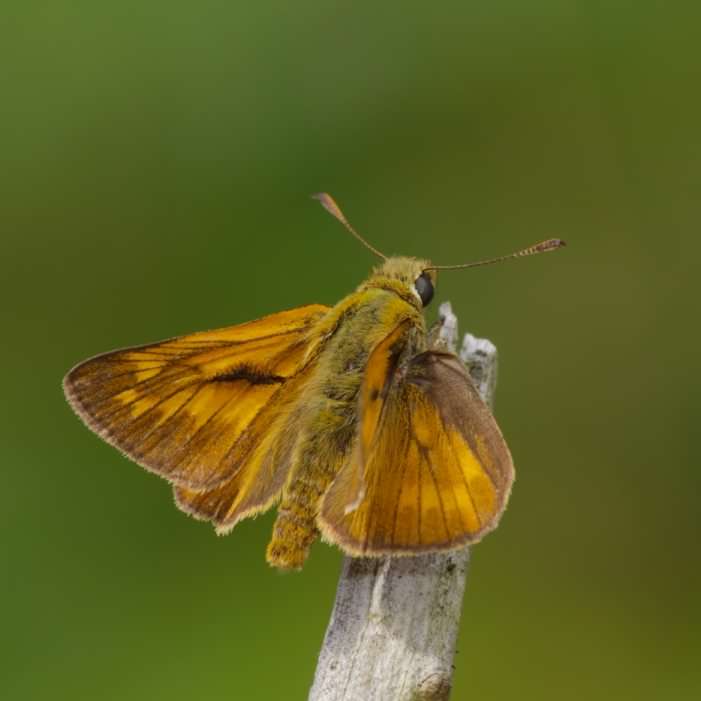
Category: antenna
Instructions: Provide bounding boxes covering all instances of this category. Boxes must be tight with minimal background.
[312,193,387,261]
[425,238,566,271]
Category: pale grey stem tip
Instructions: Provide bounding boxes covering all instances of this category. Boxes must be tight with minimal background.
[461,333,498,403]
[438,301,459,352]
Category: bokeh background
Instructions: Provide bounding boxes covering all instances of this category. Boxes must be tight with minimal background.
[3,2,699,699]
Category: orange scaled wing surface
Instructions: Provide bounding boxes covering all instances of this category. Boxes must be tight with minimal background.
[64,305,330,526]
[318,325,514,556]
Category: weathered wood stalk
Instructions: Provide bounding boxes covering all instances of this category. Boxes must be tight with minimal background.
[309,302,499,701]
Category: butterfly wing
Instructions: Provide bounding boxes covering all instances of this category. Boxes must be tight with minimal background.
[172,366,315,533]
[317,327,514,556]
[64,305,330,501]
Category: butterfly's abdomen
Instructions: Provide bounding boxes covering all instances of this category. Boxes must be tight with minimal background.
[265,331,368,569]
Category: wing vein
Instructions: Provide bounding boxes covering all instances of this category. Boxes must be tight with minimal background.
[133,384,205,459]
[175,387,241,454]
[214,385,285,479]
[421,445,451,541]
[406,408,421,547]
[415,438,422,547]
[446,430,481,531]
[92,370,194,406]
[95,377,199,422]
[390,433,411,549]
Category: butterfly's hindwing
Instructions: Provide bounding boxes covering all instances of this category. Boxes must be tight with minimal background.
[317,330,514,556]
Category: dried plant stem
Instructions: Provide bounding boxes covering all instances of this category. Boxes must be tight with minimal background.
[309,302,499,701]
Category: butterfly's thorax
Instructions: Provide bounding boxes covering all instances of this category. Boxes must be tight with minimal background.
[266,280,426,569]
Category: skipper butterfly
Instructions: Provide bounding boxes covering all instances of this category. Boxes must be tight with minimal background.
[64,194,564,569]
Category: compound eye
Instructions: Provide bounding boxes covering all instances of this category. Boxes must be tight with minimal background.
[414,272,434,307]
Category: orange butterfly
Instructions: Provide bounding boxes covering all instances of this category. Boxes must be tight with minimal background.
[64,194,564,569]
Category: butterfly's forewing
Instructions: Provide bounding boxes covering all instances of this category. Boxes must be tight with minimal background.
[318,329,514,556]
[64,305,329,494]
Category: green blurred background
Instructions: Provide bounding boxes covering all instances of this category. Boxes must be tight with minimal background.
[3,2,699,699]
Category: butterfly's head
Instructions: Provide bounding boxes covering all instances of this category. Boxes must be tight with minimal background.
[370,257,437,308]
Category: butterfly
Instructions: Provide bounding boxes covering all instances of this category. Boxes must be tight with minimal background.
[63,194,564,570]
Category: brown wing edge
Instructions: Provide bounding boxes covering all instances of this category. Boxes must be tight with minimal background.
[318,517,485,559]
[173,483,280,532]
